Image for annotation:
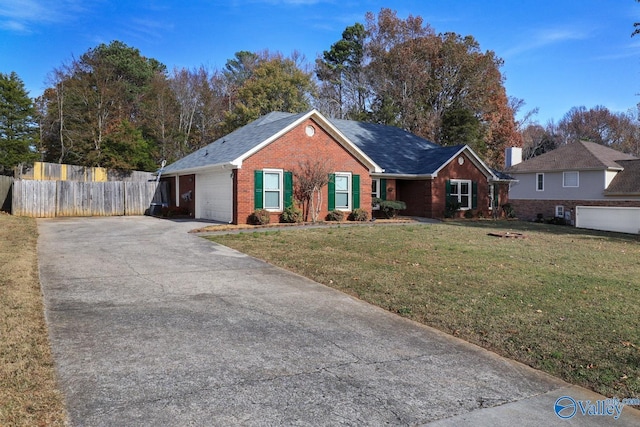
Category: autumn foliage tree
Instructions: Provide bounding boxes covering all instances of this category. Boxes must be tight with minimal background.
[557,106,640,154]
[315,8,522,167]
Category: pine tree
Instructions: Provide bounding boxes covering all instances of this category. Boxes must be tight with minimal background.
[0,72,38,174]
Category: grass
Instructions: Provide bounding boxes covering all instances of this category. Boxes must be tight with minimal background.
[0,213,66,426]
[207,220,640,398]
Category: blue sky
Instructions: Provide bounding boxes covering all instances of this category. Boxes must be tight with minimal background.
[1,0,639,124]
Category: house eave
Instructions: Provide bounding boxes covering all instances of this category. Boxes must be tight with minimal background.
[433,145,498,180]
[372,173,435,180]
[604,192,640,197]
[233,109,384,174]
[160,162,237,177]
[509,166,624,174]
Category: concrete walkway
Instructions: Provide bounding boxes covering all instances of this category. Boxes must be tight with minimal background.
[37,216,640,426]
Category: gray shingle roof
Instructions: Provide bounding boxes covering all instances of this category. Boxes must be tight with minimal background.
[330,118,463,175]
[604,159,640,194]
[161,111,307,174]
[162,110,487,177]
[507,141,637,173]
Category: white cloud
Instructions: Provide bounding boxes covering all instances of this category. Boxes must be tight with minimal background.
[503,26,590,58]
[0,0,91,33]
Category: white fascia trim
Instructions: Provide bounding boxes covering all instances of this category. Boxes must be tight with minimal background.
[371,173,435,180]
[231,109,384,173]
[161,162,237,176]
[313,111,384,173]
[431,145,497,179]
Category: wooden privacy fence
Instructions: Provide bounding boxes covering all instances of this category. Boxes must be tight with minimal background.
[0,175,13,212]
[15,161,155,182]
[12,180,167,218]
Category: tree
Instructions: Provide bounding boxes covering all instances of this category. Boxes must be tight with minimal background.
[440,106,485,154]
[557,106,640,154]
[521,123,560,160]
[294,158,333,222]
[39,41,166,170]
[315,23,368,119]
[224,52,315,131]
[360,8,521,166]
[0,72,38,174]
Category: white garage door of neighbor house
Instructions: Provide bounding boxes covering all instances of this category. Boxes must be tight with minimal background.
[196,171,233,223]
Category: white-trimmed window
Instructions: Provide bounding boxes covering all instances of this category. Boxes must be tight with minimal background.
[536,173,544,191]
[555,205,564,218]
[334,172,351,211]
[449,179,472,210]
[372,178,380,210]
[263,169,283,211]
[563,171,579,188]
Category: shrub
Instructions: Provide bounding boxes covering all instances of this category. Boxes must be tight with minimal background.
[280,205,303,223]
[248,209,271,225]
[501,203,516,218]
[444,200,461,218]
[348,208,370,222]
[373,198,407,219]
[326,210,345,221]
[464,209,474,219]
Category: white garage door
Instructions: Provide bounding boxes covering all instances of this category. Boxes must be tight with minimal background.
[196,171,233,223]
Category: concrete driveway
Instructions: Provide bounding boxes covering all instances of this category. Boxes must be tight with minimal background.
[38,216,640,426]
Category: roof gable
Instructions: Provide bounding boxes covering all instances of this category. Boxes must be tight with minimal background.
[508,141,637,173]
[162,110,381,174]
[162,110,496,178]
[331,119,495,178]
[604,159,640,195]
[162,112,307,174]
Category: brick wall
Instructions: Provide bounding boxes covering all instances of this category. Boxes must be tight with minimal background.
[511,199,640,221]
[393,152,493,218]
[236,118,372,224]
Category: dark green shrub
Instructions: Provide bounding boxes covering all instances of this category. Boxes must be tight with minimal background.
[501,203,516,218]
[248,209,270,225]
[464,209,474,219]
[348,208,370,222]
[326,210,345,221]
[280,205,303,223]
[444,200,461,218]
[373,198,407,218]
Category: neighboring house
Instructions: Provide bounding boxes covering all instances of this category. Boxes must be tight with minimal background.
[506,141,640,221]
[160,109,510,224]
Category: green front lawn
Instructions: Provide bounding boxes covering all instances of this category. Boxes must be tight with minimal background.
[207,220,640,398]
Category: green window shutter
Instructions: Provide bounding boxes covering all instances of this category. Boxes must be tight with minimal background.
[380,178,387,200]
[284,171,293,208]
[445,180,451,200]
[328,173,335,211]
[254,170,263,210]
[352,174,360,209]
[472,181,478,209]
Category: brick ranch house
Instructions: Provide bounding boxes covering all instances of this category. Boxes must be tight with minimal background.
[159,110,511,224]
[506,141,640,221]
